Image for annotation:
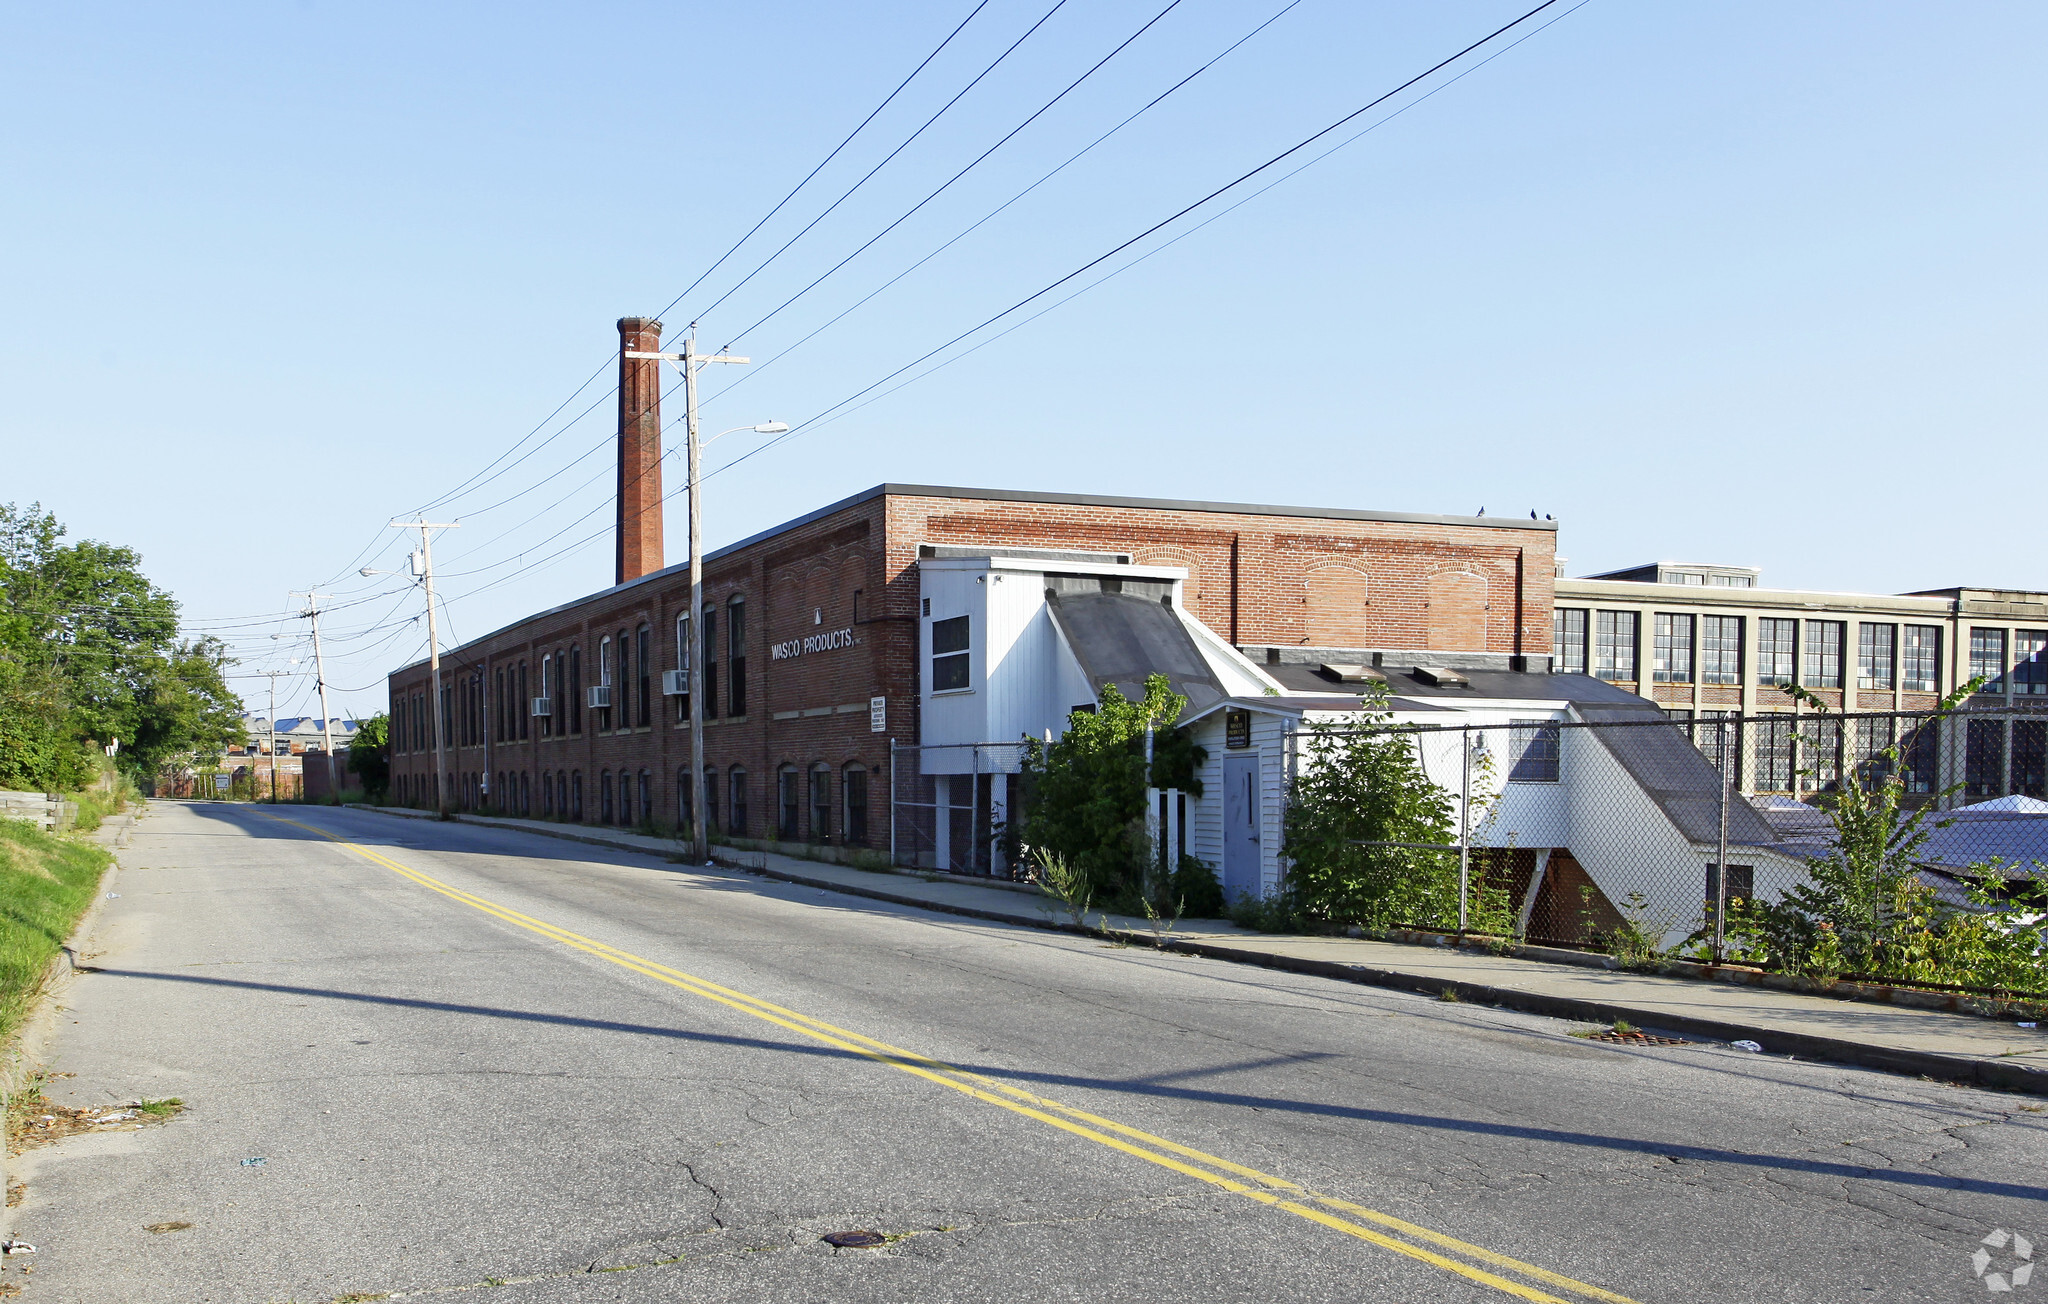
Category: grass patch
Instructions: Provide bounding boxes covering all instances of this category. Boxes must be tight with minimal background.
[0,818,114,1043]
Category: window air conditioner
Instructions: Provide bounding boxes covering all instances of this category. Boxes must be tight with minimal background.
[529,696,552,717]
[586,684,612,709]
[661,670,689,697]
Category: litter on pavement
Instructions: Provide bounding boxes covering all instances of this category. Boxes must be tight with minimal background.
[2021,1022,2039,1029]
[0,1241,35,1256]
[240,1157,266,1167]
[1730,1040,1764,1053]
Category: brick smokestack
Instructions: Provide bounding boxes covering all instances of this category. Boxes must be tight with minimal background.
[615,317,665,585]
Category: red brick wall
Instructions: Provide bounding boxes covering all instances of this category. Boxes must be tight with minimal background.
[386,488,1555,833]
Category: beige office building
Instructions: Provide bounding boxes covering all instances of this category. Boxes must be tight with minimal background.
[1550,563,2047,803]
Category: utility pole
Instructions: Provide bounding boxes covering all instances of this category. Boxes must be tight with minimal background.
[626,332,748,864]
[390,521,460,817]
[293,590,341,800]
[259,670,289,803]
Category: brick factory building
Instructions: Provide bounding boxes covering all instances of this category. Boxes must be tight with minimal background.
[384,317,1557,848]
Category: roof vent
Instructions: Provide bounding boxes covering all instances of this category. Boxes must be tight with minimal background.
[1412,666,1470,688]
[1320,663,1376,683]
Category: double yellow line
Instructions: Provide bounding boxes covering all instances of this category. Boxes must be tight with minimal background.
[267,812,1642,1304]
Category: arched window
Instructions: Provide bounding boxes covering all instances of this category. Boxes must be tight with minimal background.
[727,595,747,717]
[517,662,530,740]
[519,771,530,817]
[539,654,553,738]
[728,767,747,835]
[636,769,651,828]
[600,770,614,824]
[617,770,631,826]
[571,771,583,821]
[636,624,652,727]
[677,768,694,835]
[843,763,869,846]
[598,636,614,732]
[701,603,720,721]
[542,770,554,817]
[567,645,583,734]
[704,767,720,833]
[777,764,800,840]
[810,763,832,842]
[674,612,692,723]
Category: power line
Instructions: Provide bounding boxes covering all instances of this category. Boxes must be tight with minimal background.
[646,0,999,328]
[716,0,1192,352]
[704,0,1305,404]
[733,0,1599,448]
[714,0,1570,473]
[687,0,1073,325]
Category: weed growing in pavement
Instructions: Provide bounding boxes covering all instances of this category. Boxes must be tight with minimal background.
[1611,1019,1636,1035]
[1438,988,1460,1003]
[1141,891,1185,944]
[137,1097,184,1117]
[1027,848,1094,929]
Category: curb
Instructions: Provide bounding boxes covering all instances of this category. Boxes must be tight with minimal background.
[337,804,2048,1097]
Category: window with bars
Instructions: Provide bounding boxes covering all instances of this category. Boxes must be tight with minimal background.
[844,765,869,845]
[1902,625,1941,693]
[1971,628,2008,693]
[1701,615,1742,685]
[2015,630,2048,696]
[1552,608,1588,675]
[1594,611,1638,682]
[1757,618,1796,687]
[1802,621,1845,689]
[1653,613,1695,684]
[1858,624,1896,691]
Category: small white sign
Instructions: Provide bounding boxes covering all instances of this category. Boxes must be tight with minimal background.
[870,696,887,733]
[213,774,231,791]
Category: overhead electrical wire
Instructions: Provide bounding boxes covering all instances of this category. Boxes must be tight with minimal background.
[712,0,1191,352]
[709,0,1569,476]
[686,0,1073,324]
[732,0,1599,447]
[704,0,1305,404]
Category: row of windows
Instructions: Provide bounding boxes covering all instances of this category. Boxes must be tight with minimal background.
[394,758,880,844]
[393,595,766,754]
[1658,710,2048,800]
[1555,610,1968,692]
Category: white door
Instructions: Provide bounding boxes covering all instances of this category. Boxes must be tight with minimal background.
[1222,754,1261,901]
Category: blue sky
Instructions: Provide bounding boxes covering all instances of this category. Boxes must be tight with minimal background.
[4,1,2043,718]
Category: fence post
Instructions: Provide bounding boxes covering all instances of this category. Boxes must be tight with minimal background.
[1457,729,1471,934]
[889,739,898,868]
[1714,718,1733,964]
[970,744,982,876]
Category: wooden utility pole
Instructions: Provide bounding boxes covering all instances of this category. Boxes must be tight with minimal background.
[390,521,459,816]
[293,591,341,799]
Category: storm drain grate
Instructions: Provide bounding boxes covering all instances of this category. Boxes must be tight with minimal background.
[1576,1030,1694,1047]
[823,1230,889,1249]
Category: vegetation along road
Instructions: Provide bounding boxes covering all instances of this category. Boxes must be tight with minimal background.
[27,800,2048,1302]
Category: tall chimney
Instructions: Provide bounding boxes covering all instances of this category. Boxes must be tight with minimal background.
[615,317,665,585]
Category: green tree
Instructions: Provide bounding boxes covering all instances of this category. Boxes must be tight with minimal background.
[0,502,242,790]
[349,712,391,800]
[1017,674,1209,912]
[1281,686,1512,933]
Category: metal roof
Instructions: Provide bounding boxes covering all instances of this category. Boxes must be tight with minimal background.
[1045,590,1228,716]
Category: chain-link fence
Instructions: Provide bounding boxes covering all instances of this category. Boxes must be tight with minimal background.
[887,740,1030,879]
[1288,708,2048,962]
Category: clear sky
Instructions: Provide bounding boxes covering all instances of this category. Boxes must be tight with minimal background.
[5,1,2043,721]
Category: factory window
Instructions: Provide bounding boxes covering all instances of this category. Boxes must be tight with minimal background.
[677,768,693,834]
[567,646,583,734]
[1552,608,1588,675]
[931,615,971,692]
[1594,611,1637,682]
[729,596,747,717]
[1971,628,2008,693]
[843,765,869,845]
[1758,619,1795,687]
[810,763,833,842]
[728,767,746,835]
[1858,624,1896,691]
[701,604,720,721]
[598,636,614,731]
[1701,615,1742,685]
[674,614,691,722]
[1902,626,1941,693]
[1507,721,1560,783]
[1802,621,1845,690]
[637,623,652,726]
[1653,613,1694,684]
[2015,631,2048,696]
[778,765,800,840]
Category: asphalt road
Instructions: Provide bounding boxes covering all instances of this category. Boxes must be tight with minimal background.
[18,800,2048,1303]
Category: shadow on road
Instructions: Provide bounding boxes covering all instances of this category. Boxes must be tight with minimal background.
[92,964,2048,1205]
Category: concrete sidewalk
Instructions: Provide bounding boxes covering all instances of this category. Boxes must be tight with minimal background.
[347,803,2048,1096]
